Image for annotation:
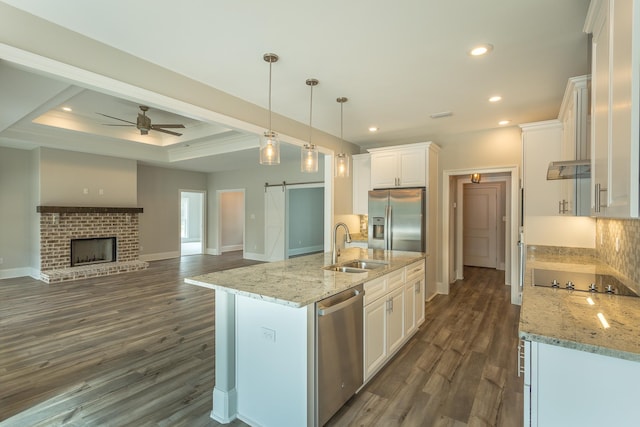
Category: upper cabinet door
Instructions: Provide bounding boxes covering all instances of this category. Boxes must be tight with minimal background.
[369,143,431,189]
[398,147,426,187]
[370,151,398,188]
[586,0,639,218]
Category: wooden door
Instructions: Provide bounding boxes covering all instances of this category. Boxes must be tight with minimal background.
[463,185,498,268]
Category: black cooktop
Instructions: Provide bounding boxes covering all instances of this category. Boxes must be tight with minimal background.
[533,269,638,297]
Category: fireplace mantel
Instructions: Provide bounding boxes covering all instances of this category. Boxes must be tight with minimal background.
[36,206,143,214]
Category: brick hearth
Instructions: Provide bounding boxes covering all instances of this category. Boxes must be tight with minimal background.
[38,207,148,283]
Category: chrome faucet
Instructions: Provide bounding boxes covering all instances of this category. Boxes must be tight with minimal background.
[332,222,352,264]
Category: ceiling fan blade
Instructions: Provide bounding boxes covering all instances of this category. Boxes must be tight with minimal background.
[152,127,183,137]
[151,124,185,129]
[97,113,136,125]
[103,124,135,127]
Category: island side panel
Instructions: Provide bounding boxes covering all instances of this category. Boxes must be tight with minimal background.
[211,290,238,423]
[235,294,315,426]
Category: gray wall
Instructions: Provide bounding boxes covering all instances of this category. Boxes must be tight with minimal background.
[137,164,207,258]
[208,157,325,256]
[288,187,324,256]
[39,147,137,206]
[220,191,244,251]
[0,147,35,273]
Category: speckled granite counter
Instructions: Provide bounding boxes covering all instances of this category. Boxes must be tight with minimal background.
[519,252,640,362]
[185,248,424,308]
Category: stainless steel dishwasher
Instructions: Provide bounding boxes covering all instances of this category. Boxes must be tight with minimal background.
[316,284,364,426]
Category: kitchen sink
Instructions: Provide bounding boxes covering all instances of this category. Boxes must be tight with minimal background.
[324,259,389,273]
[326,266,369,274]
[341,260,388,270]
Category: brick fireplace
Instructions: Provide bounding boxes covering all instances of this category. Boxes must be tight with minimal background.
[37,206,148,283]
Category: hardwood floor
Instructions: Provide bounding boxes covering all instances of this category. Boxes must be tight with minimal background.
[328,266,523,427]
[1,257,521,427]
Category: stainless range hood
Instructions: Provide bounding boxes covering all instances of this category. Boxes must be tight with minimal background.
[546,159,591,180]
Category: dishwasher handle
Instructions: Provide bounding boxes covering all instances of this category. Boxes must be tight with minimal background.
[317,289,364,316]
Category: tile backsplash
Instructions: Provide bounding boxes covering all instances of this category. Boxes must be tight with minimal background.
[597,218,640,285]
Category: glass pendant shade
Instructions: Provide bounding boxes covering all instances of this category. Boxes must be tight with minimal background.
[301,144,318,173]
[335,153,350,178]
[471,173,481,183]
[260,131,280,165]
[335,97,350,178]
[260,53,280,165]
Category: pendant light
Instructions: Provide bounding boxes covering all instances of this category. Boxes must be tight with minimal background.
[335,97,350,178]
[302,78,319,173]
[260,53,280,165]
[471,173,482,183]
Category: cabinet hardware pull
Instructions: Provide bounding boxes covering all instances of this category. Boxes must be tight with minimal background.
[595,183,608,213]
[517,340,526,377]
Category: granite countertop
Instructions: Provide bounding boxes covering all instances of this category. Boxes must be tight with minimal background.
[184,248,425,308]
[519,255,640,362]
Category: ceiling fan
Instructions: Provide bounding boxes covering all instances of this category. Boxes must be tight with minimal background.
[97,105,185,136]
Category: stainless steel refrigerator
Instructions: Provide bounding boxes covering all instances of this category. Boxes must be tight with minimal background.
[368,188,425,252]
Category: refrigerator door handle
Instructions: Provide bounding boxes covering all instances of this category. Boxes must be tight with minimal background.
[387,206,393,250]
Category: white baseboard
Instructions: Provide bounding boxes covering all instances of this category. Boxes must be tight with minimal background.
[498,262,505,271]
[221,244,243,253]
[206,248,220,255]
[287,245,323,257]
[0,267,35,280]
[436,281,449,295]
[139,251,180,262]
[243,252,267,262]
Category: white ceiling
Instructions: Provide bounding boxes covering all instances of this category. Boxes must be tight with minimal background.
[0,0,591,172]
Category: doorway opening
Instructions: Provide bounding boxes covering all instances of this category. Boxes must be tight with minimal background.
[217,189,245,255]
[180,190,205,256]
[442,167,520,305]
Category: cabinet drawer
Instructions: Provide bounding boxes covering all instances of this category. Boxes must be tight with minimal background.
[405,260,425,282]
[387,269,405,292]
[364,276,387,305]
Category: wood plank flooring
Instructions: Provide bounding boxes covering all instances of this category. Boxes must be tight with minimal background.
[1,257,521,427]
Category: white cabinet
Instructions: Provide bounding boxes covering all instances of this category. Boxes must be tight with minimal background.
[363,261,425,383]
[369,142,434,189]
[585,0,640,218]
[522,340,640,426]
[352,153,371,215]
[363,295,387,379]
[521,121,564,216]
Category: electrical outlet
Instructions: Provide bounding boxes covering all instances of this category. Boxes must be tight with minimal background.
[261,327,276,343]
[83,188,89,195]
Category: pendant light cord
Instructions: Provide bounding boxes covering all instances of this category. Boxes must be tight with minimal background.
[268,61,272,134]
[309,83,314,144]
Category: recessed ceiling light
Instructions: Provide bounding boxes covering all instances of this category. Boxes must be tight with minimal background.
[489,96,502,103]
[62,107,72,112]
[368,127,379,132]
[469,44,493,56]
[498,120,511,126]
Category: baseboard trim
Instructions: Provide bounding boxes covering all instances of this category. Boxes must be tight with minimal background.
[0,267,34,280]
[221,244,243,253]
[287,245,324,257]
[206,248,220,255]
[139,251,180,262]
[436,281,449,295]
[243,252,267,262]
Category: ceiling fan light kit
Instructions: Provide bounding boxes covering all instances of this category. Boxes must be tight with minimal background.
[260,53,281,165]
[302,78,319,173]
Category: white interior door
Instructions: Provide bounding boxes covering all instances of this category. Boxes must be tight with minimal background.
[265,186,286,262]
[463,185,498,268]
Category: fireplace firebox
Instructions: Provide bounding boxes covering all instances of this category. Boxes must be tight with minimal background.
[71,237,117,267]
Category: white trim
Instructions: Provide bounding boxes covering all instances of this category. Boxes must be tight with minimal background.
[243,251,268,262]
[140,251,180,262]
[287,245,324,257]
[442,166,520,305]
[206,247,220,256]
[211,387,238,424]
[221,244,244,253]
[180,189,207,256]
[0,267,35,280]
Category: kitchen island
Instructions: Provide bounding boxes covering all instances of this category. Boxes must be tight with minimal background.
[185,248,425,426]
[519,249,640,426]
